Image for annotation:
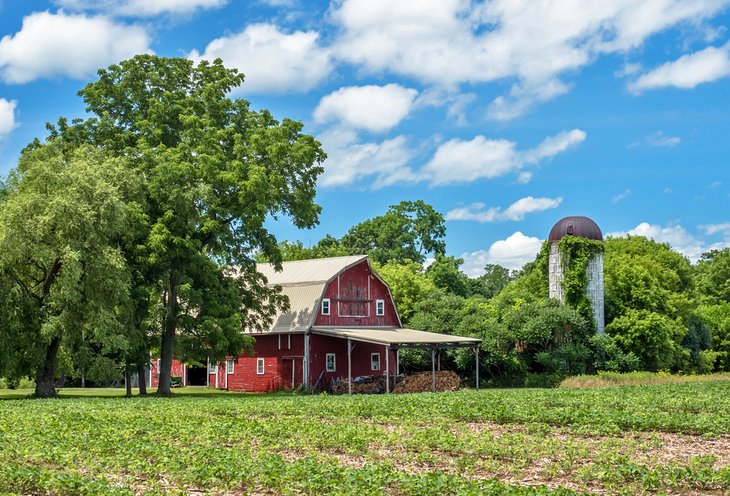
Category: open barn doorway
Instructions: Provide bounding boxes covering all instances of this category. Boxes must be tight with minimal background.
[187,366,208,386]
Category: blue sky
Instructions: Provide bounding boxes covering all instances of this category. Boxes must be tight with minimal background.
[1,0,729,275]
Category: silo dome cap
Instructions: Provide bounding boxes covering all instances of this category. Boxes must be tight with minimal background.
[548,216,603,242]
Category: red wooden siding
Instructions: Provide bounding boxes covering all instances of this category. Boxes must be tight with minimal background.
[314,260,400,328]
[209,333,306,392]
[150,359,186,388]
[308,334,397,388]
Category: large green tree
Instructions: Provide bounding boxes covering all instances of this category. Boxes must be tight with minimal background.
[55,55,325,395]
[0,144,133,397]
[341,200,446,264]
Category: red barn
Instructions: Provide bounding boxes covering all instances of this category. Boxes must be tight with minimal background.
[153,255,481,393]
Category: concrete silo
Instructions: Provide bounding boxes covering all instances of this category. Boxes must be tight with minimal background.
[548,216,605,335]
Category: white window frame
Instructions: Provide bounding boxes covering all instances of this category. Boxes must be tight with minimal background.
[256,357,265,375]
[376,299,385,316]
[156,358,161,371]
[371,353,381,371]
[325,353,336,372]
[226,359,235,375]
[208,361,217,374]
[321,298,331,315]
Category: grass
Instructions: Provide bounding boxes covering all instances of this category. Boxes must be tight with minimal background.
[1,381,729,494]
[559,370,730,388]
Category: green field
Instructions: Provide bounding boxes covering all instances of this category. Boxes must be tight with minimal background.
[1,383,729,495]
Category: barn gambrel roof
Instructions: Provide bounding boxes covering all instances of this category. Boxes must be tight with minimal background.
[252,255,369,334]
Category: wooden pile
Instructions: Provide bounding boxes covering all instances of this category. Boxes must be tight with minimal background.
[393,371,460,393]
[332,375,386,394]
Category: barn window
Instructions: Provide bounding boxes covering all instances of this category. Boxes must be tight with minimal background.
[226,359,234,374]
[321,298,331,315]
[376,299,385,316]
[326,353,336,372]
[371,353,381,371]
[208,361,217,374]
[256,358,265,375]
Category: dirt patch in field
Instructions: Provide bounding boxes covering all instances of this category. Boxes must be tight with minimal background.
[278,422,730,495]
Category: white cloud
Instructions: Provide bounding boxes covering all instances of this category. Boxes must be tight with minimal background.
[446,196,562,223]
[700,222,730,236]
[423,128,585,186]
[612,189,631,204]
[461,231,543,275]
[516,171,533,184]
[189,23,332,94]
[630,43,730,92]
[314,84,418,133]
[56,0,226,16]
[607,222,730,261]
[317,128,416,189]
[646,131,681,148]
[0,98,17,137]
[331,0,730,119]
[0,11,150,84]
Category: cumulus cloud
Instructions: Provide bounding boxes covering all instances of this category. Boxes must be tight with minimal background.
[331,0,730,119]
[607,222,730,261]
[314,84,418,133]
[630,43,730,93]
[316,128,417,189]
[461,231,543,275]
[446,196,562,223]
[189,23,332,94]
[0,11,150,84]
[0,98,17,137]
[56,0,227,16]
[422,129,585,186]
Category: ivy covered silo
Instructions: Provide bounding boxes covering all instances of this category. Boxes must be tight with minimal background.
[548,216,605,335]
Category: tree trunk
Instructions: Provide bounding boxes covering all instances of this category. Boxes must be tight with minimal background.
[157,272,177,396]
[125,365,132,397]
[35,336,61,398]
[136,359,148,396]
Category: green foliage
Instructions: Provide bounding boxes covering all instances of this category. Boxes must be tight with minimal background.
[698,303,730,370]
[1,383,730,494]
[588,335,641,372]
[695,248,730,303]
[606,309,688,371]
[49,54,326,394]
[0,143,133,396]
[557,236,603,328]
[471,264,514,299]
[425,254,470,297]
[341,200,446,264]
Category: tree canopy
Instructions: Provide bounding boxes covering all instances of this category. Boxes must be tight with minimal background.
[45,55,326,395]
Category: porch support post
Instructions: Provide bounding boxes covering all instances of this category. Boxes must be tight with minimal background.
[396,348,400,376]
[431,348,436,392]
[475,346,480,391]
[347,338,352,395]
[385,345,390,394]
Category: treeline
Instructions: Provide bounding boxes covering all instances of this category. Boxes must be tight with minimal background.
[265,202,730,387]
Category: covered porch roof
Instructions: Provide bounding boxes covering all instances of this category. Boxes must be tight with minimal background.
[311,327,481,349]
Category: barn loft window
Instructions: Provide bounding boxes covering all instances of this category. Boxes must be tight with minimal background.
[256,358,265,375]
[208,361,217,374]
[226,359,234,375]
[371,353,381,371]
[326,353,336,372]
[376,299,385,316]
[321,298,331,315]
